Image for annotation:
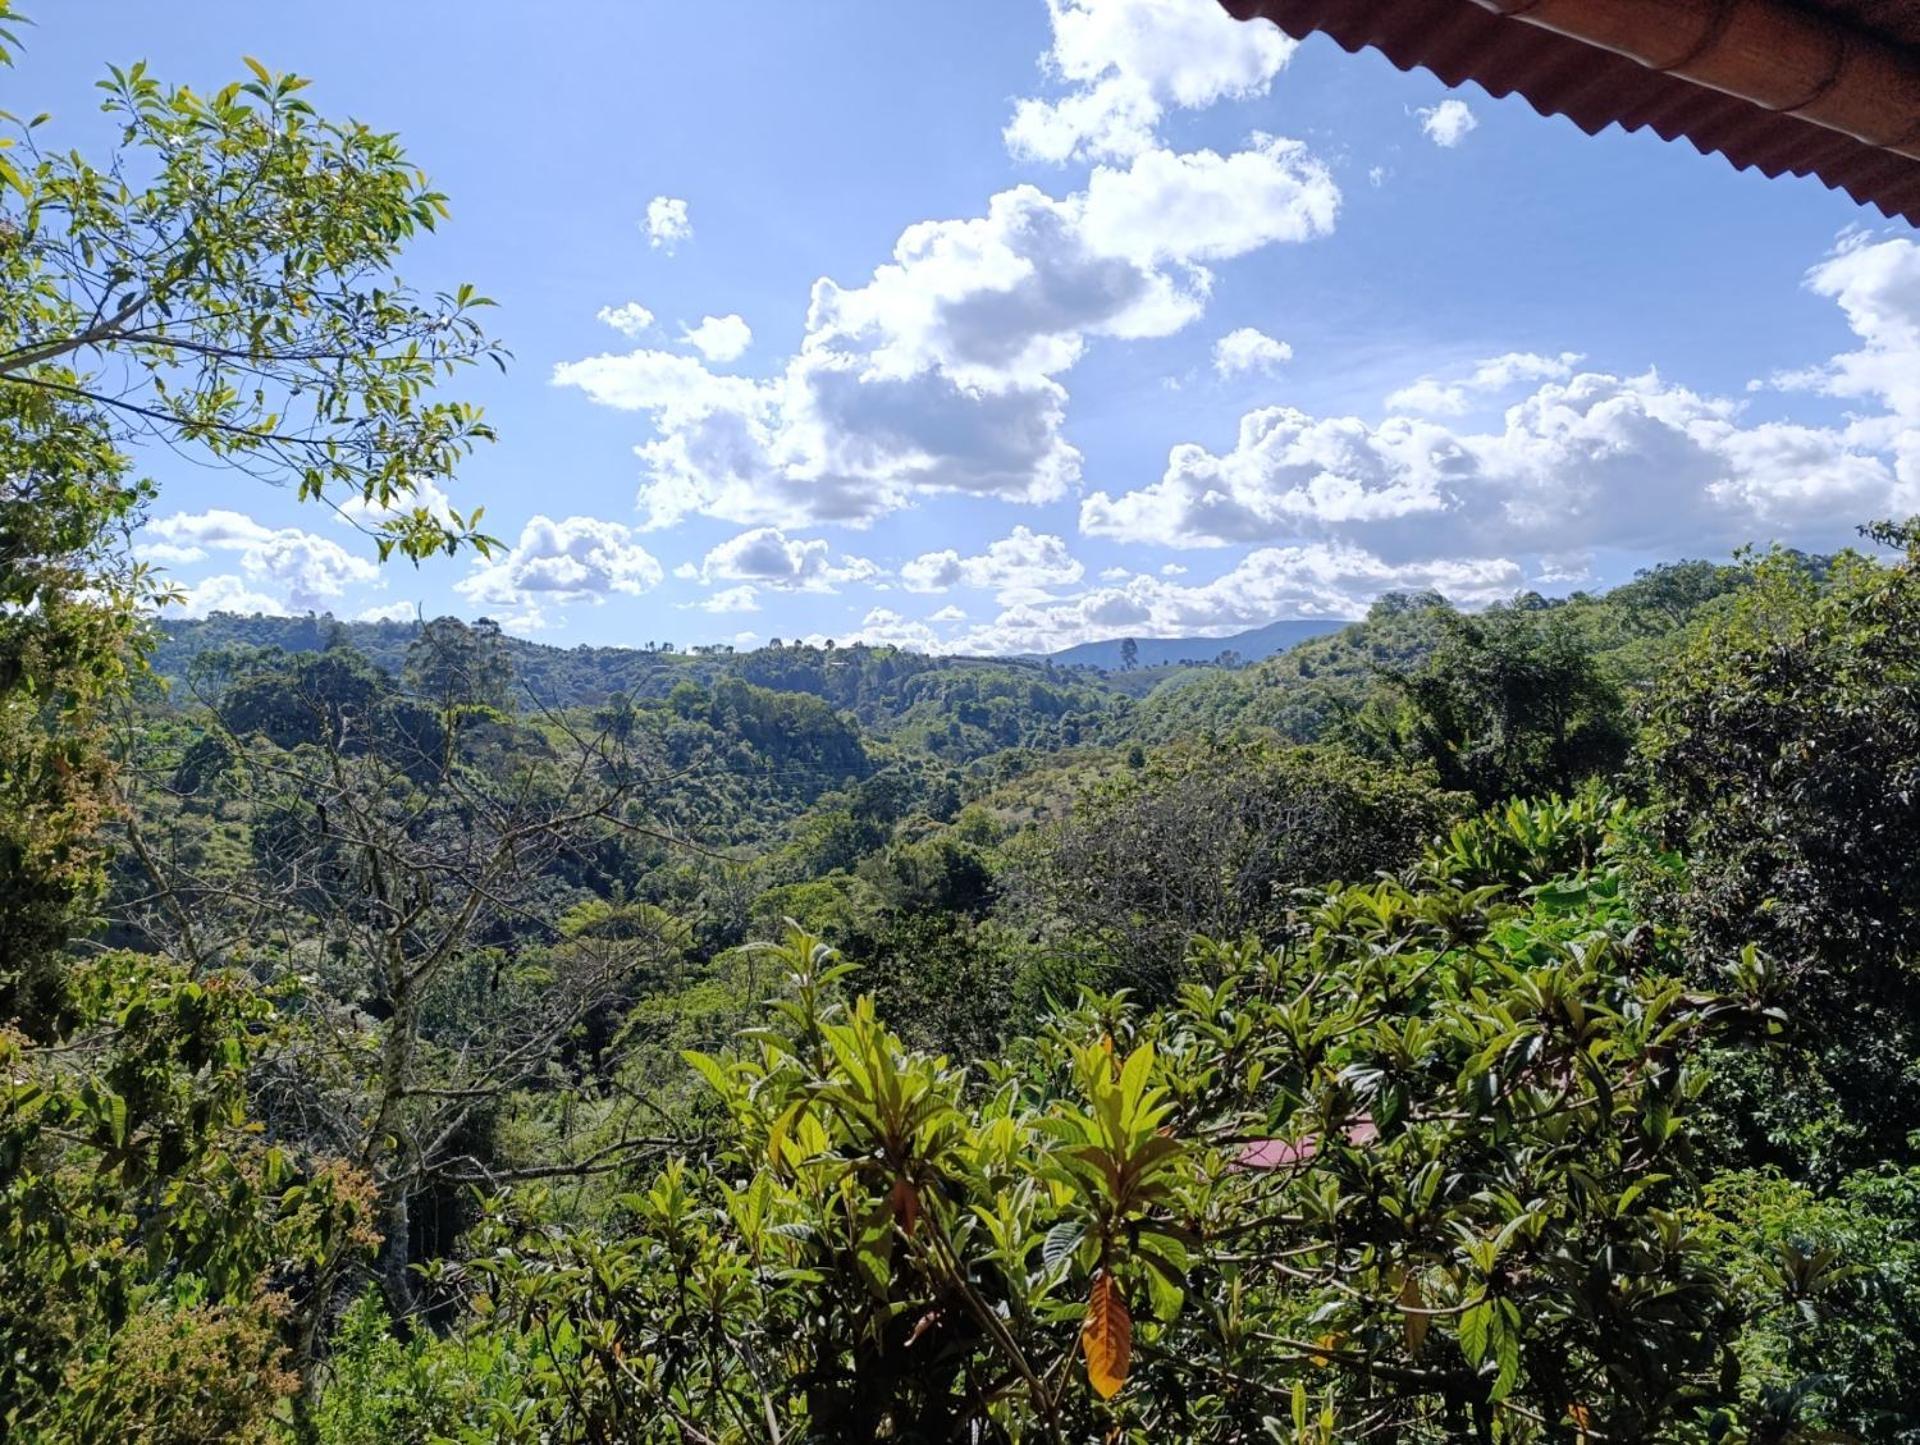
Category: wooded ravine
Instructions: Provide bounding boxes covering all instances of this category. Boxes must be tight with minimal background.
[5,9,1920,1440]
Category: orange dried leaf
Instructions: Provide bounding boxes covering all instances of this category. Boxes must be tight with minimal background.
[1083,1270,1132,1400]
[889,1175,921,1234]
[1400,1270,1428,1356]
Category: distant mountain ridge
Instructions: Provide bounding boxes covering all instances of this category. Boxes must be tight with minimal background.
[147,613,1351,713]
[1041,618,1349,671]
[152,612,1352,682]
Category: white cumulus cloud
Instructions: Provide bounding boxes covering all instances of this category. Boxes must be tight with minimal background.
[597,302,655,338]
[1417,99,1478,147]
[457,515,664,615]
[697,526,880,591]
[1773,235,1920,499]
[1082,361,1902,565]
[1213,326,1293,376]
[1385,351,1583,415]
[1006,0,1295,163]
[1074,233,1920,584]
[948,544,1522,655]
[355,601,420,623]
[831,607,944,651]
[681,313,752,363]
[135,540,207,565]
[145,509,379,613]
[171,574,290,620]
[554,136,1339,531]
[699,585,761,614]
[901,525,1085,601]
[645,196,692,251]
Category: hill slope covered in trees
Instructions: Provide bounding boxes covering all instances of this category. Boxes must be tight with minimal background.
[7,14,1920,1441]
[3,539,1900,1441]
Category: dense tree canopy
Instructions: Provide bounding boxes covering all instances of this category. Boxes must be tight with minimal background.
[1372,604,1632,806]
[1640,530,1920,1180]
[0,18,502,1038]
[4,11,1920,1442]
[45,533,1908,1443]
[1007,740,1461,1001]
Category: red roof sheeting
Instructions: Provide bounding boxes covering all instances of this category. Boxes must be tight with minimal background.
[1236,1118,1380,1170]
[1221,0,1920,225]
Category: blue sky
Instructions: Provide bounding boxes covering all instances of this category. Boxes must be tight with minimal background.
[26,1,1920,652]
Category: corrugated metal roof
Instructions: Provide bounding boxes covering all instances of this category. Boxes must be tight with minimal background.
[1818,0,1920,50]
[1221,0,1920,225]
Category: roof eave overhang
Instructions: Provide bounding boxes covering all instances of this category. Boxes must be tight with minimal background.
[1221,0,1920,224]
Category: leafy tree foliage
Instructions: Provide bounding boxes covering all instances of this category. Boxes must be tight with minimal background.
[119,646,694,1338]
[0,23,501,1036]
[28,540,1920,1442]
[0,954,373,1443]
[404,618,511,713]
[1134,565,1741,752]
[337,801,1782,1442]
[1699,1167,1920,1435]
[1131,590,1460,745]
[9,17,1920,1439]
[1009,741,1461,1000]
[1371,605,1632,806]
[0,51,502,558]
[1640,531,1920,1177]
[0,383,143,1033]
[154,618,1131,761]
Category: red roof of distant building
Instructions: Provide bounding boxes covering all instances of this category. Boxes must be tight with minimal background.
[1238,1117,1380,1169]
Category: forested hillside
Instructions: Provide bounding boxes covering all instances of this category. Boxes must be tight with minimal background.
[5,537,1911,1442]
[1132,560,1750,747]
[152,615,1129,762]
[6,10,1920,1442]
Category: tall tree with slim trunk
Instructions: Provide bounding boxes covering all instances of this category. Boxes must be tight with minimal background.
[0,7,504,1032]
[117,651,701,1367]
[0,12,508,1434]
